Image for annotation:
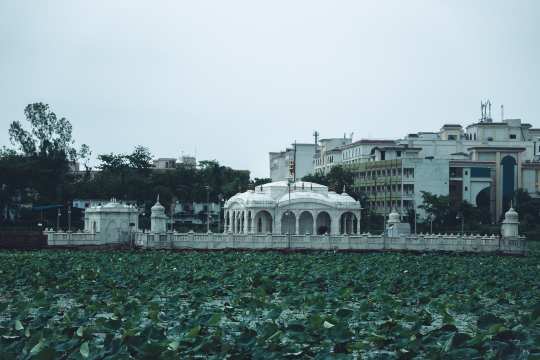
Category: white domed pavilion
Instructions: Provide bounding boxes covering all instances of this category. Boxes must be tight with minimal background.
[224,181,361,235]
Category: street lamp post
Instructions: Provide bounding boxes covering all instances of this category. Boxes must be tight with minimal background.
[430,214,434,234]
[456,213,464,235]
[68,206,72,232]
[57,209,61,231]
[357,201,364,235]
[217,194,224,233]
[287,182,292,247]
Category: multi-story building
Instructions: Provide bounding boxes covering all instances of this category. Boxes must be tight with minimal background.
[270,104,540,222]
[152,154,198,171]
[153,158,177,170]
[312,136,352,174]
[269,143,317,181]
[179,155,197,167]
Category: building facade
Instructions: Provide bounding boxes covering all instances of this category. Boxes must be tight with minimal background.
[270,106,540,222]
[269,143,317,181]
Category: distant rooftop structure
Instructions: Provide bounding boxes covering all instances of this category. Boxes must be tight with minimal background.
[179,155,197,166]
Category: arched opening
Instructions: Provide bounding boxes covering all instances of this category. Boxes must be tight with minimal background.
[476,186,491,208]
[340,212,358,234]
[501,155,517,210]
[298,211,314,234]
[281,211,296,234]
[254,210,273,234]
[316,212,331,235]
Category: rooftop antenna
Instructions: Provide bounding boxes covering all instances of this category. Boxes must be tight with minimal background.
[313,130,319,146]
[501,104,504,121]
[488,100,492,120]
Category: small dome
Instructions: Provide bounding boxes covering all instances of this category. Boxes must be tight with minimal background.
[151,195,165,211]
[504,207,518,222]
[388,210,401,223]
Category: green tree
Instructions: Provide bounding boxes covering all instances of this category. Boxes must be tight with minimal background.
[250,178,272,188]
[515,189,540,228]
[301,172,328,186]
[418,191,452,229]
[127,146,152,171]
[8,103,88,161]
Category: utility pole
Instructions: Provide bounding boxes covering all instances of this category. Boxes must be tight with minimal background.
[293,141,297,182]
[57,208,61,231]
[287,182,291,247]
[400,159,404,220]
[205,185,210,232]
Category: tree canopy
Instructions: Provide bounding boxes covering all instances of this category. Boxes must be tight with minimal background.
[8,103,88,161]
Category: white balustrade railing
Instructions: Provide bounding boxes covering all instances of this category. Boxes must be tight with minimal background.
[45,229,528,255]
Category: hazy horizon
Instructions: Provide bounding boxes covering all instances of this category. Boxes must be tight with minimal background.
[1,1,539,177]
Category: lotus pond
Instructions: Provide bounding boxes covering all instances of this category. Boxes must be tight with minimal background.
[1,246,539,359]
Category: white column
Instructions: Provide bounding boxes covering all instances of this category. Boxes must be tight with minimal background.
[331,213,340,235]
[243,211,248,234]
[295,212,300,235]
[312,211,317,235]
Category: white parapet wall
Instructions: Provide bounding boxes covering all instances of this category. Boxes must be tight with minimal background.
[44,229,129,246]
[133,231,527,255]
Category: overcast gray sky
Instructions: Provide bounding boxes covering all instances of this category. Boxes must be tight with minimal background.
[1,1,539,177]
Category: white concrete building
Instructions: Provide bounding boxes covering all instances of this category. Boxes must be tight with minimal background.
[152,158,177,170]
[224,181,362,235]
[313,137,352,174]
[269,143,317,181]
[270,106,540,222]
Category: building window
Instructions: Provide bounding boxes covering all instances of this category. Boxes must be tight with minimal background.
[487,137,493,141]
[465,186,468,191]
[396,151,401,157]
[509,134,516,139]
[448,135,457,140]
[464,170,468,175]
[474,134,477,140]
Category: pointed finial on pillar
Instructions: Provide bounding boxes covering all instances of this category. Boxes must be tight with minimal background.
[342,184,346,193]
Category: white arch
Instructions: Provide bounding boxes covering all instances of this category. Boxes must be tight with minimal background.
[316,211,331,235]
[299,211,314,234]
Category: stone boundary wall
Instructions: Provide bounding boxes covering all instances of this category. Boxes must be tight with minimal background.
[133,232,527,255]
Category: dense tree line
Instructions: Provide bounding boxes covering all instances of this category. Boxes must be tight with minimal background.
[0,103,268,229]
